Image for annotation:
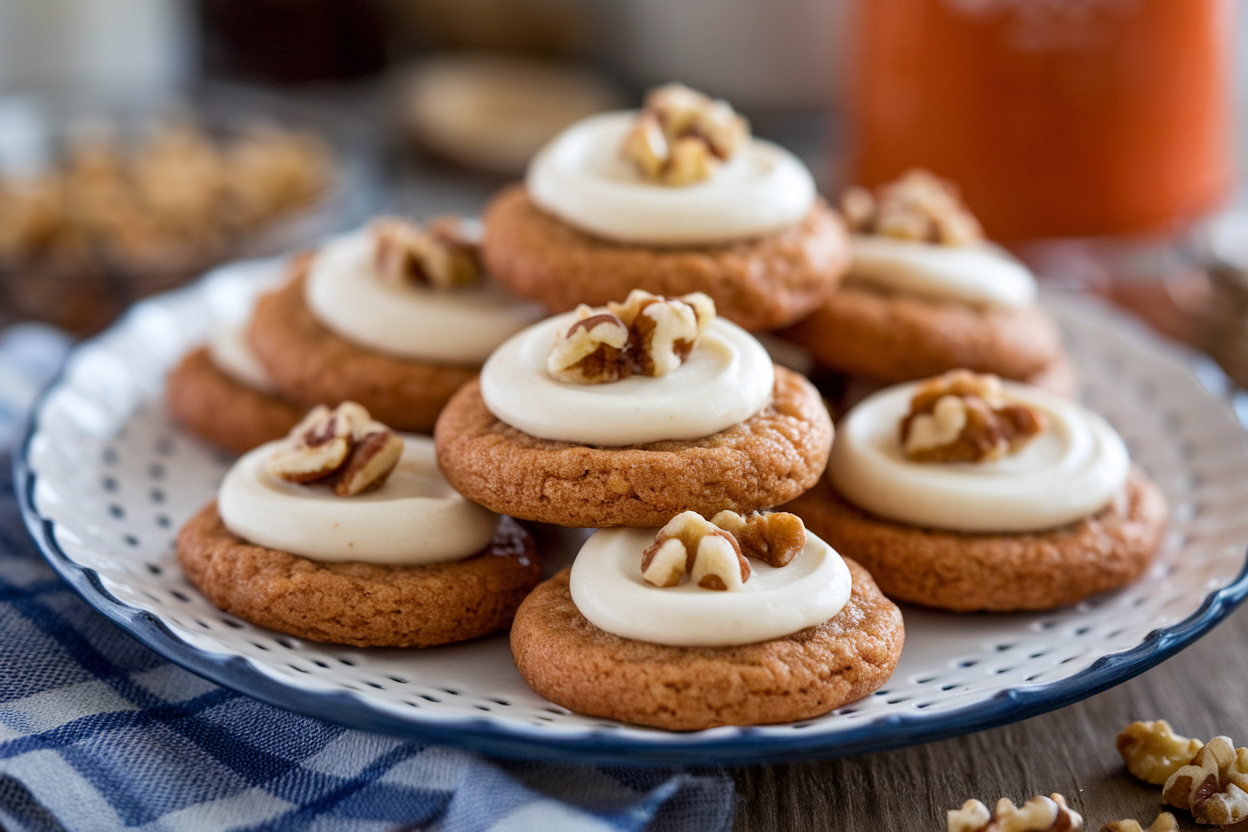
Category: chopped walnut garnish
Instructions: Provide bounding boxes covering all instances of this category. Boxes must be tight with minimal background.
[641,511,751,591]
[948,794,1082,832]
[1162,736,1248,827]
[1118,720,1205,785]
[1100,813,1179,832]
[843,169,984,246]
[710,510,806,568]
[268,402,404,497]
[622,83,749,186]
[372,215,482,291]
[547,290,715,384]
[900,370,1047,464]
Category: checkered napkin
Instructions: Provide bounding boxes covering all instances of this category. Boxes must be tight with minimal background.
[0,324,735,832]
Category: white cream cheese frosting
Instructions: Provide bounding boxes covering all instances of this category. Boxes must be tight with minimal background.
[569,526,852,646]
[829,381,1130,533]
[208,322,275,392]
[850,235,1037,308]
[480,310,775,446]
[305,229,546,366]
[527,111,816,247]
[218,434,499,564]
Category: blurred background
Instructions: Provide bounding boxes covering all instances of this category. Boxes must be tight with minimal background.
[2,0,1248,386]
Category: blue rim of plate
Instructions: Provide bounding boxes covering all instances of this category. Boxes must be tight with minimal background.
[12,333,1248,768]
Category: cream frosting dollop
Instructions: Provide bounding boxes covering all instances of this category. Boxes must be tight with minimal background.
[569,526,852,646]
[527,111,816,246]
[208,322,275,392]
[218,434,499,564]
[305,229,546,366]
[480,310,774,446]
[850,235,1037,308]
[829,381,1130,533]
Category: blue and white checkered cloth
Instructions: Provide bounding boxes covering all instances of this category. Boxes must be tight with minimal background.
[0,325,735,832]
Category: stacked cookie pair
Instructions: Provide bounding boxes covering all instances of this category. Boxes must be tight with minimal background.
[434,290,904,729]
[167,215,543,452]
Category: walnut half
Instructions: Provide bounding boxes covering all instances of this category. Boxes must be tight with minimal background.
[640,510,807,591]
[622,83,749,186]
[1117,720,1204,785]
[948,794,1082,832]
[371,215,482,290]
[268,402,404,496]
[547,290,715,384]
[842,168,984,246]
[901,370,1047,464]
[1162,735,1248,827]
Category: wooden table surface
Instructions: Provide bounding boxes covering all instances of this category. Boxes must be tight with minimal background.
[731,556,1248,832]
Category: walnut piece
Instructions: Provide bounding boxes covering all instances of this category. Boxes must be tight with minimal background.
[901,370,1047,464]
[710,510,806,568]
[622,83,749,186]
[641,511,751,591]
[547,290,715,384]
[948,794,1082,832]
[1162,736,1248,827]
[842,168,984,246]
[1100,813,1179,832]
[1118,720,1204,785]
[268,402,404,496]
[372,215,482,291]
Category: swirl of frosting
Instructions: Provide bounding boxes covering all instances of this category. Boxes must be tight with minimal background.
[480,311,775,445]
[218,434,500,564]
[305,230,546,366]
[569,526,852,646]
[527,111,816,246]
[850,236,1037,308]
[208,322,275,392]
[829,381,1130,533]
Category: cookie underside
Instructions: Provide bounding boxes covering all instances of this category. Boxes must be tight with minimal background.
[433,366,834,527]
[177,503,541,647]
[481,185,851,332]
[783,467,1167,612]
[510,561,904,731]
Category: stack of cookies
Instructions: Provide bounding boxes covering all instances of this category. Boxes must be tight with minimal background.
[168,81,1167,732]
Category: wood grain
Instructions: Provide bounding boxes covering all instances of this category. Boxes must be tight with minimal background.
[732,600,1248,831]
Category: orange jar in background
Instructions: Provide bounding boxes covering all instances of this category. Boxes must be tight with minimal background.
[849,0,1235,242]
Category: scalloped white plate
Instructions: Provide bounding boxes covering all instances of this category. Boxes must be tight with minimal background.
[16,259,1248,764]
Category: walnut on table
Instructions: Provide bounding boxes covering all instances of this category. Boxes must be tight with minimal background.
[1100,812,1179,832]
[1162,736,1248,827]
[1117,720,1205,785]
[947,794,1082,832]
[547,289,715,384]
[268,402,404,497]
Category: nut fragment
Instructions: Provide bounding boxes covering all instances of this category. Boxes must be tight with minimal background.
[372,215,482,290]
[948,794,1082,832]
[622,83,749,185]
[710,510,806,568]
[901,370,1047,463]
[843,168,983,246]
[1162,736,1248,827]
[1118,720,1205,785]
[641,510,750,591]
[268,402,404,496]
[547,290,716,384]
[1100,813,1179,832]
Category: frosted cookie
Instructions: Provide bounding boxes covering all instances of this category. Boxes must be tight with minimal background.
[434,291,833,527]
[249,218,545,432]
[166,330,305,454]
[781,170,1067,384]
[784,370,1167,612]
[510,511,903,730]
[178,402,541,646]
[482,83,850,332]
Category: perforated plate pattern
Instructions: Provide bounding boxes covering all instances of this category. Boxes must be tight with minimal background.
[17,259,1248,765]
